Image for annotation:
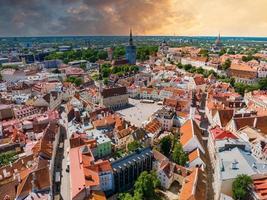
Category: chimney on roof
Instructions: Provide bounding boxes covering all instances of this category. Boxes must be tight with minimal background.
[220,159,225,172]
[232,159,239,170]
[253,163,257,169]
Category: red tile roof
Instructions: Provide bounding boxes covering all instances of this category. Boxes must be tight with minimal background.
[180,119,203,148]
[217,109,234,127]
[253,176,267,200]
[210,126,238,141]
[16,159,50,199]
[69,145,112,199]
[180,168,207,200]
[188,148,206,164]
[145,118,162,134]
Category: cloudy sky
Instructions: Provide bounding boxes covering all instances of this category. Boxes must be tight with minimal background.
[0,0,267,37]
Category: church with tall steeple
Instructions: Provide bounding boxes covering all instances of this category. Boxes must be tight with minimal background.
[125,29,137,65]
[212,33,223,52]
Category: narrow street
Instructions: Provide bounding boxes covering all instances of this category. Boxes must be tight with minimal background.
[60,134,70,200]
[60,112,70,200]
[199,91,215,200]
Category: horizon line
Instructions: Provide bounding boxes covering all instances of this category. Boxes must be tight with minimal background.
[1,34,267,38]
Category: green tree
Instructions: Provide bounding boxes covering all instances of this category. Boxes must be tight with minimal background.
[232,174,252,200]
[113,46,126,59]
[137,46,158,61]
[196,67,204,74]
[0,151,17,167]
[127,141,142,152]
[97,50,108,60]
[102,67,111,78]
[234,82,247,96]
[227,49,236,55]
[74,78,83,86]
[177,63,183,69]
[222,59,231,70]
[118,171,160,200]
[189,66,197,73]
[172,142,188,166]
[66,76,83,87]
[118,193,134,200]
[160,136,172,156]
[219,48,227,56]
[133,171,160,199]
[80,63,86,70]
[199,49,209,57]
[103,78,108,85]
[183,64,192,71]
[258,78,267,90]
[242,55,254,62]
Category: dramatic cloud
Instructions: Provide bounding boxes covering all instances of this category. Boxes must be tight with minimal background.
[0,0,266,36]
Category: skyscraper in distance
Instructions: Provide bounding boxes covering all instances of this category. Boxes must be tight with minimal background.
[126,29,137,65]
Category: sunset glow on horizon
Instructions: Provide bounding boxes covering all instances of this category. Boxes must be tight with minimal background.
[0,0,267,37]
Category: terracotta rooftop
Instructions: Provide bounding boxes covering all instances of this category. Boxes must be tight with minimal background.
[153,150,168,162]
[101,86,127,98]
[217,109,234,127]
[89,191,107,200]
[160,160,188,179]
[116,127,134,139]
[253,176,267,200]
[180,119,204,148]
[210,126,238,141]
[69,145,112,199]
[233,116,267,134]
[188,148,206,164]
[16,159,50,200]
[145,118,162,134]
[230,63,258,72]
[92,114,125,130]
[180,168,207,200]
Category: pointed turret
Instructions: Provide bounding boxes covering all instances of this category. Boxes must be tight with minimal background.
[215,33,222,46]
[126,28,136,64]
[129,28,133,46]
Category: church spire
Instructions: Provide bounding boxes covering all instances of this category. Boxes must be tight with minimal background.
[129,28,133,46]
[218,33,221,41]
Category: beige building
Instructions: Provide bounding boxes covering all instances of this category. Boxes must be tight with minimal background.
[0,104,14,120]
[100,87,129,109]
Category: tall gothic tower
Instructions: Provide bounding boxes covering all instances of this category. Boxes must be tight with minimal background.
[126,29,136,65]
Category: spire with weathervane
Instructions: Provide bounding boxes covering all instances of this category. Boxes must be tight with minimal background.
[129,28,133,46]
[215,33,222,46]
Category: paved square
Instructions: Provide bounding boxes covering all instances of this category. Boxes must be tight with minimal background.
[117,98,163,127]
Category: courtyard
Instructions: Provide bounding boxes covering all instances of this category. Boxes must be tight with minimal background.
[117,98,163,127]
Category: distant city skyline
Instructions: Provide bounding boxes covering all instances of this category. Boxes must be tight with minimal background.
[0,0,267,37]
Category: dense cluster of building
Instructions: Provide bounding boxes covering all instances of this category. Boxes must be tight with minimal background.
[1,33,267,200]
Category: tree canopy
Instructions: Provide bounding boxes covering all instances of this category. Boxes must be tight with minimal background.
[221,59,231,70]
[99,64,139,79]
[45,48,108,64]
[232,174,252,200]
[160,136,172,156]
[118,171,160,200]
[0,151,17,167]
[66,76,84,87]
[127,141,142,152]
[172,142,188,166]
[137,46,158,61]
